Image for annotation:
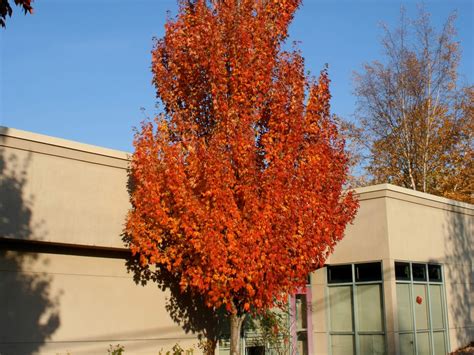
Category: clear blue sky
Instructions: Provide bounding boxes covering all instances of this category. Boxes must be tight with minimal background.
[1,0,472,152]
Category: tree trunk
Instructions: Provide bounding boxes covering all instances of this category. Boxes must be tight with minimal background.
[202,338,217,355]
[230,313,245,355]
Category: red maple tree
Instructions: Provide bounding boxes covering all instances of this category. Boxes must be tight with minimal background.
[125,0,358,353]
[0,0,33,27]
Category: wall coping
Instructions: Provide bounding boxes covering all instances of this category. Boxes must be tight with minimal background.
[355,183,473,213]
[0,126,129,161]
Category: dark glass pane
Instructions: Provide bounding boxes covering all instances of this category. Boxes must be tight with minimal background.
[296,294,308,329]
[355,262,382,282]
[297,331,308,355]
[428,264,442,282]
[328,265,353,283]
[247,346,265,355]
[412,263,427,281]
[395,262,411,281]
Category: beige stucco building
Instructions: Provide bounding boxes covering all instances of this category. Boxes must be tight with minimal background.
[311,185,473,354]
[0,127,472,355]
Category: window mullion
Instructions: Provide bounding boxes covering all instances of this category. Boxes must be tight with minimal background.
[441,267,451,353]
[325,286,331,355]
[380,260,388,354]
[426,264,435,355]
[409,262,419,355]
[352,265,360,355]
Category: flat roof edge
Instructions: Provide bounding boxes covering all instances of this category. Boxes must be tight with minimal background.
[0,126,130,161]
[354,183,473,210]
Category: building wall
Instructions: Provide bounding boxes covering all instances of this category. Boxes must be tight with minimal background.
[0,126,129,248]
[384,189,473,352]
[311,192,392,354]
[310,184,473,355]
[0,127,203,354]
[1,127,472,355]
[0,251,199,354]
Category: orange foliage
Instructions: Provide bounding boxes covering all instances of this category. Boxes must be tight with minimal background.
[126,0,358,315]
[0,0,33,27]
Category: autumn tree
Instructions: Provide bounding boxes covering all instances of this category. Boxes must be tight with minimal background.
[0,0,33,27]
[125,1,358,354]
[352,7,473,203]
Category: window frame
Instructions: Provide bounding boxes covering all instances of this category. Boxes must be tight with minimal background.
[290,277,312,355]
[326,261,387,355]
[394,261,450,355]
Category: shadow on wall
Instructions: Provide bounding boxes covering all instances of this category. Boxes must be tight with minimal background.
[442,206,473,350]
[124,253,227,354]
[123,167,226,354]
[0,128,61,355]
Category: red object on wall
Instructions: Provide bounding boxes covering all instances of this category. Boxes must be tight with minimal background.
[416,296,423,304]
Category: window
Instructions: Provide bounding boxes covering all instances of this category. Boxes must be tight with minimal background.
[246,346,265,355]
[328,264,352,284]
[290,276,312,355]
[428,265,442,282]
[356,262,382,282]
[395,262,448,355]
[395,262,410,281]
[327,262,385,355]
[412,264,427,282]
[218,280,308,355]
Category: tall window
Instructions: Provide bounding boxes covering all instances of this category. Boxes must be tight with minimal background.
[290,274,312,355]
[395,262,449,355]
[327,262,386,355]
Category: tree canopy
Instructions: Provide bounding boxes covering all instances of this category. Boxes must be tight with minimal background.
[0,0,33,27]
[125,0,358,352]
[352,7,473,203]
